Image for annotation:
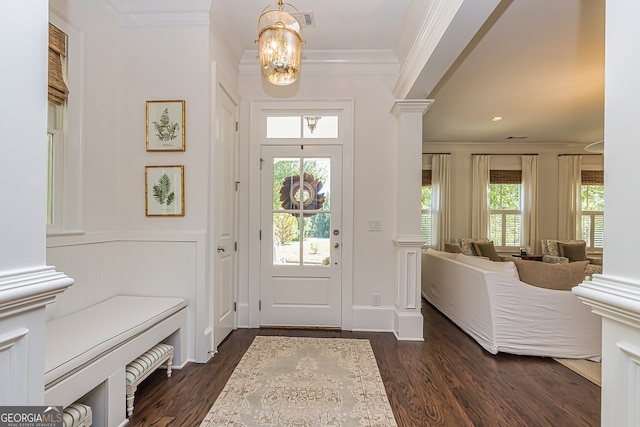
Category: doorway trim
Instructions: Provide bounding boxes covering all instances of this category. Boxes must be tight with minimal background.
[248,100,354,330]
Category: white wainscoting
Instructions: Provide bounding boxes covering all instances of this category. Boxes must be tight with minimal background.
[46,241,119,319]
[46,232,206,363]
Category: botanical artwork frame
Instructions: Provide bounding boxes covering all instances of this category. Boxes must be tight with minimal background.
[146,100,185,151]
[145,165,185,216]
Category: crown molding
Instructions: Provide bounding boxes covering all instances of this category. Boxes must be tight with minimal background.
[92,0,211,26]
[240,49,400,75]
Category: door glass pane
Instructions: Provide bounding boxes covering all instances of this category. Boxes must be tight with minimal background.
[302,213,331,266]
[273,158,301,211]
[273,213,301,265]
[302,157,330,213]
[267,116,301,138]
[272,155,332,267]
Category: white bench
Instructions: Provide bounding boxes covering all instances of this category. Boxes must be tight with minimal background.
[125,343,173,417]
[45,295,187,427]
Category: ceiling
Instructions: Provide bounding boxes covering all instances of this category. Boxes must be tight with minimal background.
[215,0,605,145]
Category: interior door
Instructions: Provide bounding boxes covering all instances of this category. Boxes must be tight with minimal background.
[260,145,342,327]
[213,85,237,348]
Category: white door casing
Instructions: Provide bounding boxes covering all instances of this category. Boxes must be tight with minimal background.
[248,100,354,330]
[213,84,238,348]
[260,145,342,327]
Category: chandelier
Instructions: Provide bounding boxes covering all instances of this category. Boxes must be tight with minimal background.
[256,0,306,86]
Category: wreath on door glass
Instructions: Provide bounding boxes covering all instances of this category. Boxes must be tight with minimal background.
[279,172,326,216]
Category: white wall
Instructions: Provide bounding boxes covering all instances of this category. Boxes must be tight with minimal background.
[422,141,604,252]
[236,62,401,325]
[45,0,240,363]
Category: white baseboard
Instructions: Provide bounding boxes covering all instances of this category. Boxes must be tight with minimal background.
[351,305,395,332]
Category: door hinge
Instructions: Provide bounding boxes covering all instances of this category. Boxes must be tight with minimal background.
[259,230,262,240]
[235,181,240,191]
[235,121,238,131]
[234,241,238,251]
[260,158,264,170]
[233,302,237,312]
[259,300,262,311]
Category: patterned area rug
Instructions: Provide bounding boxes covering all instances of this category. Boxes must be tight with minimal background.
[554,358,602,386]
[199,336,398,427]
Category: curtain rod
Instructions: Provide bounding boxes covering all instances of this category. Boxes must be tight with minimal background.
[471,153,538,156]
[422,152,451,155]
[558,153,603,156]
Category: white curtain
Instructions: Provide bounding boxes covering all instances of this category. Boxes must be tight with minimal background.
[521,155,539,254]
[431,154,451,250]
[471,155,490,238]
[558,155,582,240]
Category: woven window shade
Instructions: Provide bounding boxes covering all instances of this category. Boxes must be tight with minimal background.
[490,170,521,184]
[581,170,604,185]
[48,23,69,105]
[422,170,432,186]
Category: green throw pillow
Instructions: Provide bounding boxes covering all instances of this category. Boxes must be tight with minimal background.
[559,242,587,262]
[472,241,501,262]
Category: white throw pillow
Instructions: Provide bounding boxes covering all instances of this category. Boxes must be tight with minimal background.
[454,253,520,280]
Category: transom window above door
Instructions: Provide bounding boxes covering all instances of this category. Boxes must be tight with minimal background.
[267,115,339,139]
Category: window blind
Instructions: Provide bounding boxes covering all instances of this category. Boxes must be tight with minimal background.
[490,170,521,184]
[422,170,432,186]
[48,23,69,105]
[581,170,604,185]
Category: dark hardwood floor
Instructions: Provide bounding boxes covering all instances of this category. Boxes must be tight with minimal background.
[129,300,600,426]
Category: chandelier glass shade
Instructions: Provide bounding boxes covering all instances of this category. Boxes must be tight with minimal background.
[257,1,305,86]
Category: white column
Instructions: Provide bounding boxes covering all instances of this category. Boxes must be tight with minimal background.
[391,100,433,340]
[0,0,73,405]
[572,1,640,425]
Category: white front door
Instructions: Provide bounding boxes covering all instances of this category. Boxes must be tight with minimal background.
[260,145,342,327]
[213,85,237,348]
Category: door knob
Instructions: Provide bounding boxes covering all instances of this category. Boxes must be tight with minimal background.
[217,245,226,253]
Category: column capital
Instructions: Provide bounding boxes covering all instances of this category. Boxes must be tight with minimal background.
[391,99,434,118]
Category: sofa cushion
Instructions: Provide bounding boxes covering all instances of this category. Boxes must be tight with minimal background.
[558,242,587,262]
[444,243,463,254]
[513,259,589,290]
[455,254,520,280]
[472,241,502,261]
[457,238,490,256]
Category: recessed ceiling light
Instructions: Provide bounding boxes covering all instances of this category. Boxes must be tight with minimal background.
[490,116,503,122]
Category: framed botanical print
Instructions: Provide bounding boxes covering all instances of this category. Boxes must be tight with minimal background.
[145,165,185,216]
[146,100,185,151]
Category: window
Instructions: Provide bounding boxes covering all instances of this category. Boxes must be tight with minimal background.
[581,170,604,251]
[47,23,69,231]
[47,104,64,227]
[421,170,432,246]
[47,18,83,235]
[489,170,521,250]
[267,115,339,139]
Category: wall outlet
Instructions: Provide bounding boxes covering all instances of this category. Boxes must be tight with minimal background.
[369,219,381,232]
[372,293,381,306]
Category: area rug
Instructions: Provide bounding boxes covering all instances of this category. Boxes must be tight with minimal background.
[199,336,398,427]
[554,358,601,386]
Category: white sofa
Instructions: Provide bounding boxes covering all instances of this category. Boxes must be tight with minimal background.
[421,248,601,360]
